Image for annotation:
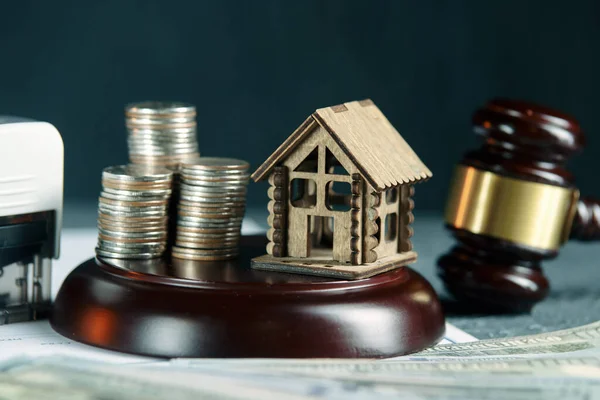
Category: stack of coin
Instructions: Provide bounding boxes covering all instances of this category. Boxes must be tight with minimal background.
[96,165,173,259]
[172,158,250,261]
[125,101,200,168]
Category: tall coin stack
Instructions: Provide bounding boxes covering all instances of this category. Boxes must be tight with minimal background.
[125,101,200,168]
[172,158,250,261]
[96,165,173,259]
[125,101,200,247]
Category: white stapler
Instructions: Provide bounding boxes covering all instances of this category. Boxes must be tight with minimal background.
[0,117,63,324]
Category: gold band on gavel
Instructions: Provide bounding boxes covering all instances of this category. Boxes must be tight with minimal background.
[445,165,579,251]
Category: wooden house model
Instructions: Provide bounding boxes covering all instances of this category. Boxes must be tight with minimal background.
[251,99,432,279]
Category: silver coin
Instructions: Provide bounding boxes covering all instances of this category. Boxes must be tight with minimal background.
[175,231,240,240]
[130,153,200,161]
[98,203,168,213]
[180,189,247,198]
[128,140,196,145]
[129,134,198,142]
[97,214,169,223]
[177,220,242,229]
[98,228,167,239]
[179,193,246,203]
[128,126,197,135]
[98,209,168,219]
[101,181,173,192]
[128,151,198,158]
[175,225,240,233]
[126,113,195,123]
[125,101,196,116]
[98,236,167,246]
[96,247,165,257]
[128,144,199,153]
[98,197,170,207]
[178,208,245,217]
[180,179,249,188]
[98,201,169,210]
[98,240,166,252]
[129,126,197,134]
[180,180,248,188]
[181,168,249,177]
[178,214,244,223]
[96,248,163,260]
[177,201,244,209]
[98,236,168,245]
[128,144,198,152]
[126,111,196,121]
[100,189,172,200]
[175,232,239,241]
[102,165,173,183]
[97,229,168,238]
[98,231,167,238]
[177,211,244,221]
[180,173,249,182]
[102,187,172,197]
[97,213,168,223]
[174,240,238,250]
[129,157,200,166]
[179,188,246,196]
[98,200,170,210]
[98,213,169,222]
[177,203,244,211]
[99,191,170,202]
[171,246,238,261]
[177,199,245,208]
[98,210,169,219]
[177,217,243,226]
[128,137,198,146]
[130,152,200,160]
[126,120,195,130]
[177,214,244,222]
[181,157,249,172]
[97,224,168,233]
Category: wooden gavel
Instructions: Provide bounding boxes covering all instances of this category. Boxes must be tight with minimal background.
[438,98,600,313]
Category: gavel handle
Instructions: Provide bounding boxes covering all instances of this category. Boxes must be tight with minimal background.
[570,197,600,241]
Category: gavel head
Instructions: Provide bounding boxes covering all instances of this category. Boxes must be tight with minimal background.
[438,98,585,313]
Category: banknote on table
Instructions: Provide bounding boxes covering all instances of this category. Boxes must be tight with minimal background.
[0,352,599,400]
[413,319,600,358]
[162,320,600,399]
[1,321,600,399]
[0,357,312,400]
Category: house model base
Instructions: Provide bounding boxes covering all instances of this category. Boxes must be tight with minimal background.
[252,251,417,280]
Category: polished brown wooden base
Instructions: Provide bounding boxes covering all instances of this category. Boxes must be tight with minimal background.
[51,236,445,358]
[252,251,417,279]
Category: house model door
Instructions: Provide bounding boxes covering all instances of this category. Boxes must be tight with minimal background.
[284,131,355,263]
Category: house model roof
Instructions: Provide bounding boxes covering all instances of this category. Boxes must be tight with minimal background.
[251,99,432,191]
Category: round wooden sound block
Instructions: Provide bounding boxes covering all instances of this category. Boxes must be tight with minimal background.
[51,236,445,358]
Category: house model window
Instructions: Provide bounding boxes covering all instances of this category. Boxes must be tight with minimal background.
[251,99,432,279]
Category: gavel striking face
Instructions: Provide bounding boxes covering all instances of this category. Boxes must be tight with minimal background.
[438,98,599,313]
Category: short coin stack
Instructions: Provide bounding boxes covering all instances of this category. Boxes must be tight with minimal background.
[172,158,250,261]
[96,165,173,259]
[125,101,200,168]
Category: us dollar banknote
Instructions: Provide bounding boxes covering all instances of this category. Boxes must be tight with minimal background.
[2,321,600,400]
[4,355,600,400]
[415,320,600,357]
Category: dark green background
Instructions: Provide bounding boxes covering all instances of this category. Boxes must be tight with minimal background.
[2,0,599,210]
